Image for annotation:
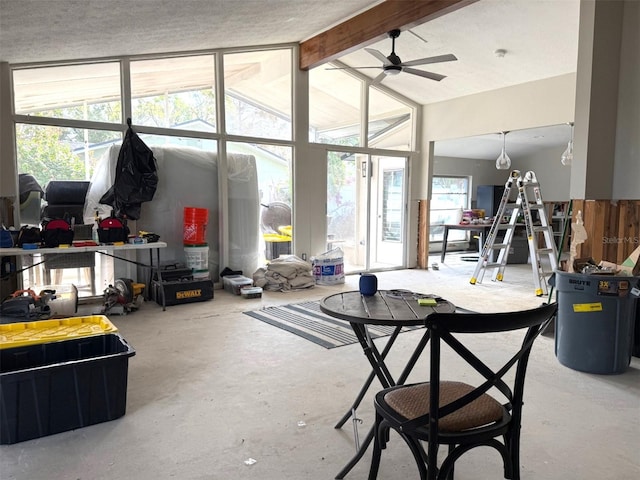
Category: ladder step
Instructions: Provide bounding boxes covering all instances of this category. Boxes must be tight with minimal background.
[491,243,509,249]
[537,248,555,254]
[483,262,502,268]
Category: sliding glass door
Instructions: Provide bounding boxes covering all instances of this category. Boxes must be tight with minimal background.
[326,152,407,273]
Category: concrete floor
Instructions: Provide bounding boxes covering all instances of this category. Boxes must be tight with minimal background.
[1,254,639,479]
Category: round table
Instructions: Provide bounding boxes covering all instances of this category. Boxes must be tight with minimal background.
[320,289,456,479]
[320,289,456,325]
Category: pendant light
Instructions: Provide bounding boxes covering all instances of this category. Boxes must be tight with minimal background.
[561,122,574,166]
[495,131,511,170]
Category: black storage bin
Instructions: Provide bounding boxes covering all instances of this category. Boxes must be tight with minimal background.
[553,271,639,374]
[0,333,135,444]
[41,204,85,224]
[44,181,90,205]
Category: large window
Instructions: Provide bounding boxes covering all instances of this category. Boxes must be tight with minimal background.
[9,42,419,289]
[309,67,362,146]
[11,47,295,293]
[309,63,415,151]
[430,176,470,242]
[368,87,413,151]
[131,55,217,130]
[224,49,292,141]
[13,62,121,121]
[16,124,121,186]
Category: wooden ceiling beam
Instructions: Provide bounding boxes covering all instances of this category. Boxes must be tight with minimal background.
[299,0,477,70]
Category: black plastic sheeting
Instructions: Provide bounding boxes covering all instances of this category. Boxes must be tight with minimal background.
[100,119,158,220]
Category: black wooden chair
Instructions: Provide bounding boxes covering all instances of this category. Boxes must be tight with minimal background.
[368,302,557,480]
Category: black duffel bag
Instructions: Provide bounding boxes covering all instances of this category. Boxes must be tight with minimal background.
[16,226,42,247]
[97,216,129,244]
[41,219,74,247]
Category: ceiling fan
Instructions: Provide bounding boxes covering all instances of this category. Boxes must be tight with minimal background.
[328,29,457,85]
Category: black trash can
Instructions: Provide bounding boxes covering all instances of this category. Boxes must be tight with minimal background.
[553,271,639,374]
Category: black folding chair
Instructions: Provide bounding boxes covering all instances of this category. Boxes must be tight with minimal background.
[368,302,557,480]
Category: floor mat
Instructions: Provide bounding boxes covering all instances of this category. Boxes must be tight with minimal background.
[243,300,420,349]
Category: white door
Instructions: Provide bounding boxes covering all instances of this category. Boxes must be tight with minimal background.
[326,152,407,272]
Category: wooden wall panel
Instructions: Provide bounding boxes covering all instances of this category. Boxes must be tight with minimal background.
[572,199,640,263]
[617,201,640,261]
[417,199,429,269]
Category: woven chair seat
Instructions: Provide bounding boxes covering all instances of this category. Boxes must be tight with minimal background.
[384,381,503,432]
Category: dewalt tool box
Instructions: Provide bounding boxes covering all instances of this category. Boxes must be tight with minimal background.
[152,264,213,306]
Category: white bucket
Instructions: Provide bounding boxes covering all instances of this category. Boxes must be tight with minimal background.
[192,270,210,280]
[184,244,209,271]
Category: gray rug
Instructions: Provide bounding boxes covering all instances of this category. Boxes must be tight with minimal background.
[243,300,421,349]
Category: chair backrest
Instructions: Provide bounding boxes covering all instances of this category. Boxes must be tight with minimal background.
[403,302,557,434]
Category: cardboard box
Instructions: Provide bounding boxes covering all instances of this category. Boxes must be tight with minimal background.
[599,245,640,276]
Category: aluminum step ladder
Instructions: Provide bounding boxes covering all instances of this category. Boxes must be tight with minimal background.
[470,170,558,296]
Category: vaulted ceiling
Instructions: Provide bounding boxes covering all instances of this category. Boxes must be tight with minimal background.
[0,0,580,158]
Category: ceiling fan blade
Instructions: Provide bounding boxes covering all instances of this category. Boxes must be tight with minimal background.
[400,53,457,68]
[365,48,392,66]
[325,66,383,70]
[370,71,387,86]
[402,67,446,82]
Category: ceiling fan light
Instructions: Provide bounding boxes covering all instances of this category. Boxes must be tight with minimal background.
[384,67,402,76]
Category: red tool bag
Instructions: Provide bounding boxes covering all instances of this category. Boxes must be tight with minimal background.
[97,216,130,244]
[41,219,74,247]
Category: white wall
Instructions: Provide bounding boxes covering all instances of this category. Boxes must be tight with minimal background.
[519,145,571,202]
[417,73,576,200]
[423,74,576,143]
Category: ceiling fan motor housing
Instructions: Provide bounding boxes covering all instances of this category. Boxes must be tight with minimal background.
[387,53,402,65]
